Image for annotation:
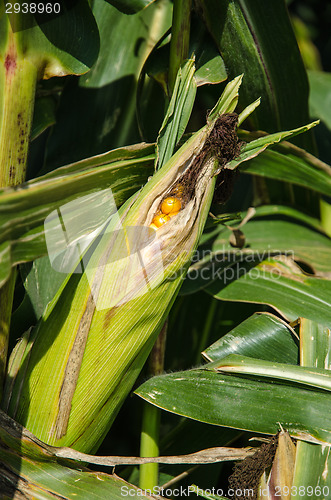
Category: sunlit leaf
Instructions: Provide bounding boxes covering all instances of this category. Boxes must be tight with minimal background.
[240,135,331,197]
[136,366,331,446]
[156,59,196,169]
[203,313,298,365]
[206,258,331,326]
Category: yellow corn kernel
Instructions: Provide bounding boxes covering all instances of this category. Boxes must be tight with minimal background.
[151,213,171,228]
[161,197,181,215]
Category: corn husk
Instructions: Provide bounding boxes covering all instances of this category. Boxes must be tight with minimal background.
[4,77,243,452]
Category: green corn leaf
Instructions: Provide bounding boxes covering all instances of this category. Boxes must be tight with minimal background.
[226,121,319,171]
[135,362,331,446]
[244,205,323,232]
[239,134,331,197]
[0,0,99,79]
[210,354,331,392]
[203,312,298,365]
[197,0,314,150]
[206,258,331,326]
[31,96,57,141]
[210,219,331,275]
[181,209,331,295]
[155,58,197,169]
[308,70,331,131]
[207,258,331,325]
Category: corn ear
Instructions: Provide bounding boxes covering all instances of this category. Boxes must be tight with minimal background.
[4,77,244,452]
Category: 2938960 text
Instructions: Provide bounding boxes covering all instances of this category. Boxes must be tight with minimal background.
[272,485,329,497]
[5,3,61,14]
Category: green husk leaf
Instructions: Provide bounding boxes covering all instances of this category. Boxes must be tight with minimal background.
[7,77,242,452]
[208,74,243,122]
[226,121,319,170]
[155,58,197,169]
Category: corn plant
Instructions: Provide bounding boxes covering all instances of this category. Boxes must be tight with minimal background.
[0,0,330,498]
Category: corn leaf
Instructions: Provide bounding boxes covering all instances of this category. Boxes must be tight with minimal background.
[135,363,331,446]
[210,354,331,392]
[308,70,331,131]
[240,135,331,198]
[203,312,298,365]
[242,205,322,232]
[197,0,314,150]
[0,0,99,78]
[31,97,57,141]
[210,219,331,275]
[181,211,331,295]
[206,258,331,326]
